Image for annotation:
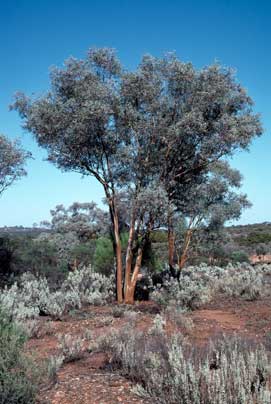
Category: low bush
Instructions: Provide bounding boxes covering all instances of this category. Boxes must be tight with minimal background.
[57,334,86,364]
[0,266,115,321]
[100,320,271,404]
[0,308,41,403]
[217,264,266,300]
[150,263,269,309]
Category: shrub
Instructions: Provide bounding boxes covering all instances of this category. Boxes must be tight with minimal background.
[0,308,41,403]
[57,334,85,363]
[150,263,268,309]
[0,266,115,321]
[150,265,216,309]
[93,236,114,276]
[164,306,194,331]
[100,323,271,404]
[217,264,266,301]
[0,272,65,320]
[62,265,115,306]
[230,250,250,263]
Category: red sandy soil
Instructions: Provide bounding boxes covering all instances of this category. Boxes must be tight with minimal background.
[27,297,271,404]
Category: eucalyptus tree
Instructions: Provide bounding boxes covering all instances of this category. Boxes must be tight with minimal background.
[173,161,251,268]
[120,54,262,271]
[0,134,30,196]
[12,48,262,303]
[39,201,110,272]
[41,202,109,241]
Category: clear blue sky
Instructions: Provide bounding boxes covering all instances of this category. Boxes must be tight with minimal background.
[0,0,270,226]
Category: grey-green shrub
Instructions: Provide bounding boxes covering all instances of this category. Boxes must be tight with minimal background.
[0,266,115,321]
[100,324,271,404]
[0,308,40,404]
[151,263,269,309]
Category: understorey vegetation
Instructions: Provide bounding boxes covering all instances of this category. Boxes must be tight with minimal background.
[0,308,50,404]
[0,266,115,322]
[0,263,270,326]
[98,319,271,404]
[150,263,271,309]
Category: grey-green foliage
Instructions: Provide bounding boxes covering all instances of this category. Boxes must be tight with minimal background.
[57,333,85,364]
[12,50,262,185]
[100,325,271,404]
[0,309,39,404]
[0,134,30,196]
[38,202,110,272]
[151,266,215,309]
[41,202,109,241]
[0,266,115,321]
[217,263,265,300]
[151,263,269,309]
[11,48,262,283]
[173,161,252,264]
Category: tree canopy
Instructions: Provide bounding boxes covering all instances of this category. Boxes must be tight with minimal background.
[12,48,262,303]
[0,134,30,196]
[41,202,109,240]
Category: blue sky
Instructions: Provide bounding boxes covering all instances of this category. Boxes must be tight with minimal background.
[0,0,270,226]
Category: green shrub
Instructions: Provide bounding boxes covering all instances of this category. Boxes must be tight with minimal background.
[93,237,114,276]
[230,250,250,263]
[0,308,39,404]
[149,231,168,243]
[70,240,96,268]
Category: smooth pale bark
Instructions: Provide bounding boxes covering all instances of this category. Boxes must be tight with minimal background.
[178,228,193,269]
[72,258,78,271]
[112,211,123,303]
[124,215,136,297]
[124,247,143,304]
[106,192,123,304]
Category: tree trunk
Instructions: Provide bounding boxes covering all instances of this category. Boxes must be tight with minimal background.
[179,229,193,269]
[107,193,123,304]
[124,247,143,304]
[112,211,123,303]
[124,216,135,297]
[168,211,175,267]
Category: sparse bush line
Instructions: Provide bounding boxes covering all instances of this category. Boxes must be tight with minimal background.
[0,263,270,324]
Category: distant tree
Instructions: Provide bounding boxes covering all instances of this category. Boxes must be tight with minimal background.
[12,48,262,303]
[173,162,251,269]
[41,202,109,241]
[39,202,110,271]
[0,134,30,196]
